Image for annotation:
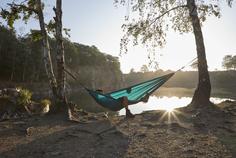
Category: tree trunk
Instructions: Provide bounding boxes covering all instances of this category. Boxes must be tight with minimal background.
[36,0,58,99]
[187,0,211,107]
[10,51,16,81]
[22,49,28,82]
[54,0,69,114]
[55,0,66,102]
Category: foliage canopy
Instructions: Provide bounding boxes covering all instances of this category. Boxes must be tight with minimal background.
[115,0,233,54]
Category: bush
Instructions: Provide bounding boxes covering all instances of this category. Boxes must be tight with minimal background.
[40,99,51,107]
[17,88,32,107]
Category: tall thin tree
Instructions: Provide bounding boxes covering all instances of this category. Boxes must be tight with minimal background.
[54,0,66,104]
[35,0,58,98]
[116,0,233,108]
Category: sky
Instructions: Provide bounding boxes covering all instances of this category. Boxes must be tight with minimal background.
[1,0,236,73]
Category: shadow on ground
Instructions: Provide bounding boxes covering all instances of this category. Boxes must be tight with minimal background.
[0,117,129,158]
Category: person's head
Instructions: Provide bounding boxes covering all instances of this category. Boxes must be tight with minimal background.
[96,89,103,93]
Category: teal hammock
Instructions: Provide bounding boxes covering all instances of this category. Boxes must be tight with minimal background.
[64,58,196,112]
[86,72,175,111]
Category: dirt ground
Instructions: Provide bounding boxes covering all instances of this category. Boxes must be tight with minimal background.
[0,101,235,158]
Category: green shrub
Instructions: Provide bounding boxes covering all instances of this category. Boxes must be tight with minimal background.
[17,88,32,106]
[40,99,51,107]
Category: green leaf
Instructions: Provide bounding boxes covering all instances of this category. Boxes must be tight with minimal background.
[30,30,43,41]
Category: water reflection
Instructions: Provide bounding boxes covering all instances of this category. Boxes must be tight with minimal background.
[119,96,234,115]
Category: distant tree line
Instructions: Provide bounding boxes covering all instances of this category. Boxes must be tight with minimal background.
[0,25,123,90]
[222,55,236,70]
[124,70,236,94]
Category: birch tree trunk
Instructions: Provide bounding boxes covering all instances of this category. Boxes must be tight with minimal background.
[187,0,211,107]
[54,0,71,117]
[36,0,58,99]
[55,0,66,103]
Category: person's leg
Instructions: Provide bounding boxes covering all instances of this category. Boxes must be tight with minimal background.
[122,97,134,118]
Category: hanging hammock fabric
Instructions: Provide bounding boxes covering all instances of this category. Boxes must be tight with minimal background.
[86,72,174,111]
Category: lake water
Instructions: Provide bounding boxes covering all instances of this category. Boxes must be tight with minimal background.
[69,92,234,115]
[118,96,234,115]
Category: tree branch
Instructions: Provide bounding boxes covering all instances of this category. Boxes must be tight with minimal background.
[7,3,38,13]
[149,5,187,26]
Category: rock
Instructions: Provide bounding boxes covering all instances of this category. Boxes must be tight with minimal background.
[26,127,35,136]
[140,122,158,128]
[1,112,10,121]
[183,146,194,154]
[188,137,195,145]
[13,121,26,125]
[26,102,50,115]
[136,133,146,138]
[49,151,61,156]
[1,88,20,97]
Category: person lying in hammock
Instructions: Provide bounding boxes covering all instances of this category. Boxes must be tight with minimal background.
[96,89,135,118]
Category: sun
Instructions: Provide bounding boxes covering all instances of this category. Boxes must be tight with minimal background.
[164,106,175,112]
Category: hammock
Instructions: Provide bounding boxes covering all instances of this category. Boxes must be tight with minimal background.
[64,57,197,111]
[85,73,174,111]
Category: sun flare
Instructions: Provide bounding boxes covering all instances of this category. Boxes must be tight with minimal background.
[164,106,175,112]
